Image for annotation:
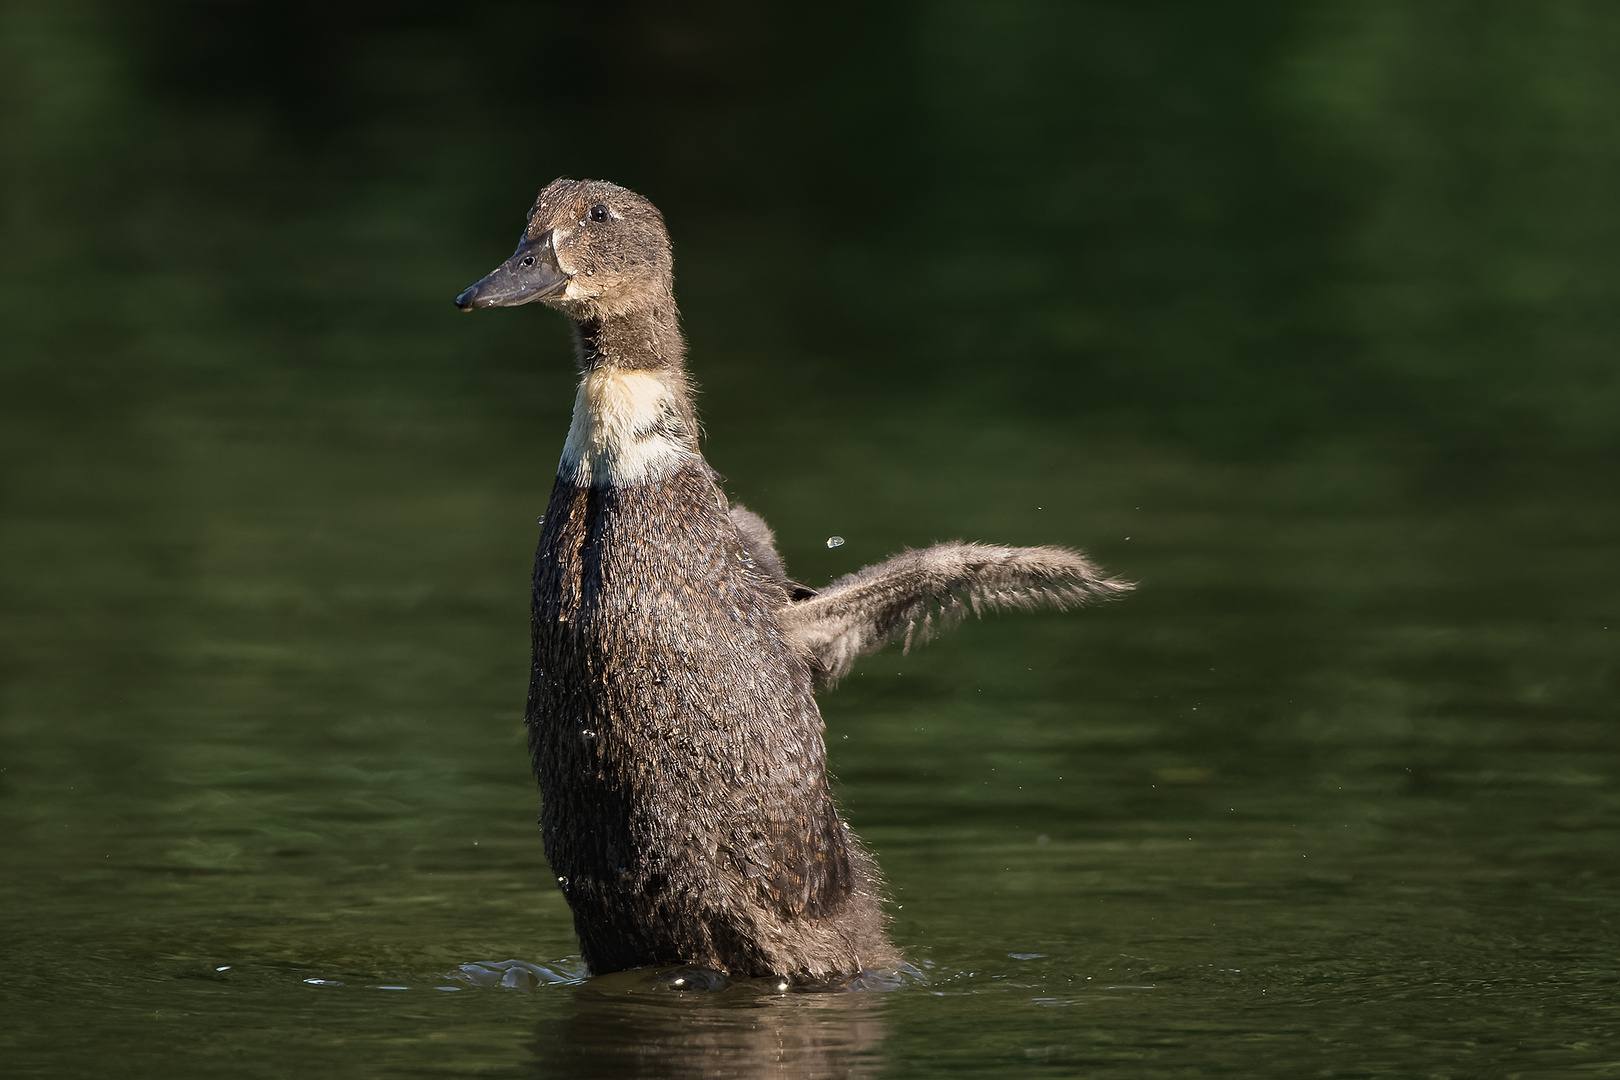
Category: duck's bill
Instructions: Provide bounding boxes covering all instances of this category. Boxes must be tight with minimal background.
[455,232,568,310]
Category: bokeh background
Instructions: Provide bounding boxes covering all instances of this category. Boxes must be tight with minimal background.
[3,2,1618,1077]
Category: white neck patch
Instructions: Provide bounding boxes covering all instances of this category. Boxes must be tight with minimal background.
[559,368,691,487]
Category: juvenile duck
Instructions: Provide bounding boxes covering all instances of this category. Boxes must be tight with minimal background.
[455,178,1131,983]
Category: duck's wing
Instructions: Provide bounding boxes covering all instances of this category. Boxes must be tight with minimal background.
[779,542,1132,688]
[729,505,819,601]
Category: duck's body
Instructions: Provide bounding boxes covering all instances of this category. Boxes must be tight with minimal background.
[530,442,887,977]
[457,179,1129,982]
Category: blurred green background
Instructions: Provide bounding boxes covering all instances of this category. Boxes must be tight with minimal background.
[2,2,1618,1077]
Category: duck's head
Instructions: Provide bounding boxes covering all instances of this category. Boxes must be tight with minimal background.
[455,178,673,320]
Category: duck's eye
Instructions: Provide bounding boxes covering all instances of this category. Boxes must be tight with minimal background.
[589,204,611,223]
[521,255,535,267]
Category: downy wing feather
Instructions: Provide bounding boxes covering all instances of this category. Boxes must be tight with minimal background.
[779,542,1133,687]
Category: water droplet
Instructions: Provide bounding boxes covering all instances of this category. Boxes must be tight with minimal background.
[537,515,545,525]
[826,535,845,549]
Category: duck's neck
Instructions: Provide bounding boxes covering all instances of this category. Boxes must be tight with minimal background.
[558,309,700,489]
[573,308,685,374]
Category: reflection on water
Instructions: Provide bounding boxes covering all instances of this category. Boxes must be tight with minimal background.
[3,1,1620,1077]
[525,973,888,1080]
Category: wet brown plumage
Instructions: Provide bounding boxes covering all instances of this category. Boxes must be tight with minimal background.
[455,177,1131,982]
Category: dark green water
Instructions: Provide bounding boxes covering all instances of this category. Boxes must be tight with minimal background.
[3,2,1618,1076]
